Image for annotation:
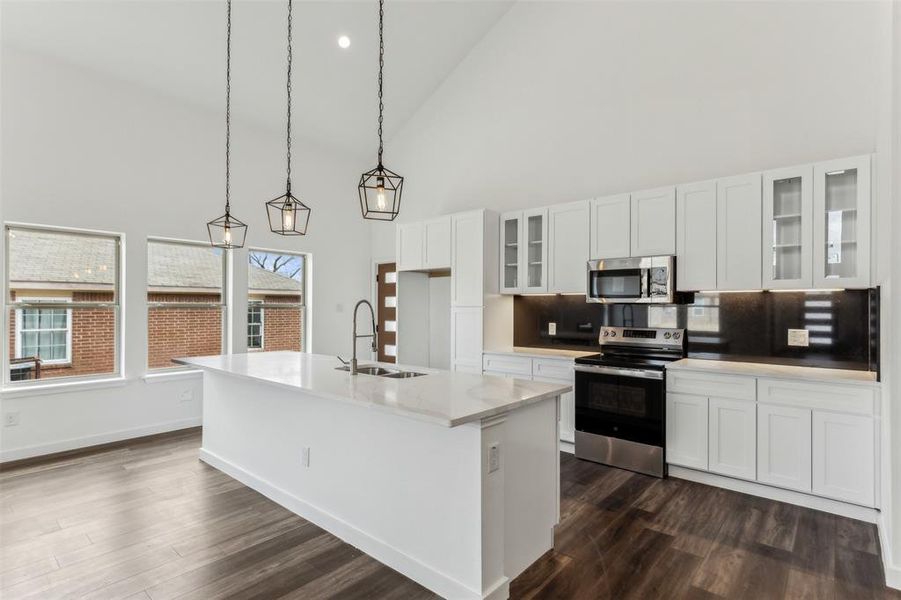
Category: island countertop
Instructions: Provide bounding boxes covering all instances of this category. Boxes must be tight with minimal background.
[177,351,571,427]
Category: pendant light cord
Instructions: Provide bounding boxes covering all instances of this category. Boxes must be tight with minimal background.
[377,0,384,167]
[286,0,293,192]
[225,0,232,215]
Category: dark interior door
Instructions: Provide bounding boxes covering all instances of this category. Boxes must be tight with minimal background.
[377,263,396,363]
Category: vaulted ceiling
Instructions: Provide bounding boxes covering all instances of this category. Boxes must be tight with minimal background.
[2,0,514,158]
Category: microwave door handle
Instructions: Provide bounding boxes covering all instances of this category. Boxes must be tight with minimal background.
[642,268,649,299]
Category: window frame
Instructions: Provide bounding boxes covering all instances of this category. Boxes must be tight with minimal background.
[247,301,264,350]
[247,247,308,353]
[3,222,123,387]
[14,296,73,365]
[146,236,228,372]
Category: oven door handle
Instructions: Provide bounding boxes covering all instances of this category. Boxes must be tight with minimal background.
[574,364,664,380]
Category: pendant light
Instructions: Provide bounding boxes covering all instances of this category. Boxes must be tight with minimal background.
[266,0,311,235]
[358,0,403,221]
[208,0,247,249]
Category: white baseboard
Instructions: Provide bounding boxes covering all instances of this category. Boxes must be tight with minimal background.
[0,417,202,463]
[878,512,901,590]
[560,440,574,455]
[668,465,879,523]
[199,448,493,600]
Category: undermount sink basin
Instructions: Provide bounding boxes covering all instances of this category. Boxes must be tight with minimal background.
[336,365,426,378]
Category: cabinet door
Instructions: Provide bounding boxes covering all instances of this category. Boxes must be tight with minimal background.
[762,165,813,289]
[450,307,483,371]
[423,217,451,270]
[451,211,484,307]
[717,173,762,290]
[813,155,871,289]
[522,208,549,292]
[590,195,631,259]
[757,403,811,492]
[708,397,756,481]
[631,186,676,257]
[499,212,523,294]
[812,411,875,506]
[676,180,717,291]
[666,393,708,470]
[548,201,589,293]
[396,223,423,271]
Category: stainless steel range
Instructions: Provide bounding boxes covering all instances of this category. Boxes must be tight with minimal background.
[573,326,685,478]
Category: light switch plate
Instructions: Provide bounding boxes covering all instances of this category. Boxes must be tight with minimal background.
[787,329,809,347]
[548,322,557,336]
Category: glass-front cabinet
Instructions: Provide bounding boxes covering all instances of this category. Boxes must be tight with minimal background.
[762,166,813,289]
[813,155,871,289]
[499,208,547,294]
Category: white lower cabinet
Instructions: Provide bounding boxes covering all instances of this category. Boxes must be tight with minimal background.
[756,403,812,492]
[708,397,756,480]
[812,411,875,506]
[666,393,708,470]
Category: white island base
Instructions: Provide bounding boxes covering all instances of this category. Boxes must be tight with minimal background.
[182,353,567,600]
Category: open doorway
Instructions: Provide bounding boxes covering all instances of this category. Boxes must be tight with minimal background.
[376,263,397,363]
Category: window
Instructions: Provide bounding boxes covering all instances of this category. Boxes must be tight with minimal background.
[247,249,306,352]
[147,239,226,369]
[247,302,264,350]
[5,225,121,384]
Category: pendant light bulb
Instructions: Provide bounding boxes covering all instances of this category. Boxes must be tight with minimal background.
[376,177,387,211]
[223,225,232,245]
[282,205,295,230]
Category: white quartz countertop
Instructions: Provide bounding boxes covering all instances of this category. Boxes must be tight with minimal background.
[177,351,571,427]
[485,347,596,360]
[668,358,878,385]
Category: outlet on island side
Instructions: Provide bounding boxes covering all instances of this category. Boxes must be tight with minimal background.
[488,443,500,473]
[302,447,311,468]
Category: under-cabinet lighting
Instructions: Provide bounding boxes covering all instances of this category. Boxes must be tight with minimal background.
[698,289,845,294]
[769,288,845,293]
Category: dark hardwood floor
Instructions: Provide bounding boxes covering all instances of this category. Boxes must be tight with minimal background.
[0,429,897,599]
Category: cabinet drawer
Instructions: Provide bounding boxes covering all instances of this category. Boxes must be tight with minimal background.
[666,370,756,401]
[757,378,875,416]
[532,358,573,381]
[482,354,532,376]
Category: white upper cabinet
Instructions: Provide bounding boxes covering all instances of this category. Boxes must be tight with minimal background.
[547,200,589,293]
[522,208,549,293]
[451,211,485,307]
[396,222,424,271]
[717,173,762,291]
[813,155,871,289]
[589,194,631,259]
[676,180,717,291]
[762,166,813,289]
[500,212,523,294]
[423,217,451,270]
[630,186,676,257]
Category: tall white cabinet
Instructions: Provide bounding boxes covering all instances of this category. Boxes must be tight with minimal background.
[813,155,871,289]
[716,173,763,291]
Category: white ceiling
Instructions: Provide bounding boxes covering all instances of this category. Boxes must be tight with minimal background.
[1,0,514,159]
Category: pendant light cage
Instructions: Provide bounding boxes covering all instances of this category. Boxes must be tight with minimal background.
[358,166,403,221]
[266,188,311,235]
[359,0,403,221]
[208,0,247,249]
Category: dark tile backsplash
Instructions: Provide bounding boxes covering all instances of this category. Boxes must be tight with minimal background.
[513,289,879,373]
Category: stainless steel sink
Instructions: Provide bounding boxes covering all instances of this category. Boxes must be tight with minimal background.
[335,365,426,378]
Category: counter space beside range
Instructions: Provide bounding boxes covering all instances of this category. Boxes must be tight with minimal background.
[667,358,878,386]
[486,347,596,360]
[177,351,571,427]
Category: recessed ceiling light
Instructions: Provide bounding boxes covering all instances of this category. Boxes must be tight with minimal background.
[338,35,351,49]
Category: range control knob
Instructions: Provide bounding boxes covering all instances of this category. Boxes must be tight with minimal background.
[610,331,616,337]
[602,330,609,337]
[673,332,682,340]
[664,332,672,339]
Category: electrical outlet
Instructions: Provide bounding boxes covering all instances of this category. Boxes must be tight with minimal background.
[301,447,311,467]
[178,389,194,403]
[548,322,557,336]
[787,329,809,347]
[488,443,500,473]
[4,412,20,427]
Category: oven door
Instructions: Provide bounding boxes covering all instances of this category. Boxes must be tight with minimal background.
[574,365,664,447]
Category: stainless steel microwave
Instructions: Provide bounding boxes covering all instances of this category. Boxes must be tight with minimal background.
[586,256,675,303]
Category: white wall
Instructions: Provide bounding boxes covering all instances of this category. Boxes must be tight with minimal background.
[372,0,887,257]
[0,48,372,460]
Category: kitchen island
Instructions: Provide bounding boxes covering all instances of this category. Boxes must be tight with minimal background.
[177,351,570,600]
